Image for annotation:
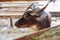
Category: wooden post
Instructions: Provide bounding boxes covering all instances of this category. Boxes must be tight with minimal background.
[9,16,13,27]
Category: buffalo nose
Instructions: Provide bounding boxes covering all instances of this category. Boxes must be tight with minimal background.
[15,21,18,27]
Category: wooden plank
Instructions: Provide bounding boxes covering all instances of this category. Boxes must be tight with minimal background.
[15,25,60,40]
[50,12,60,17]
[0,0,46,2]
[0,15,22,19]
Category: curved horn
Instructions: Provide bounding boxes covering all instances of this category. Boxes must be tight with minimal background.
[30,0,52,16]
[26,3,33,11]
[23,3,33,19]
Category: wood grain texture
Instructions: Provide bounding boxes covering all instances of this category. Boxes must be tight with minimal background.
[0,0,45,2]
[15,25,60,40]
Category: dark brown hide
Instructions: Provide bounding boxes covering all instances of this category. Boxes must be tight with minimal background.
[15,11,51,30]
[15,0,52,30]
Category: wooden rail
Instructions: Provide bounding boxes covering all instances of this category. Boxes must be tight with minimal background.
[0,15,22,27]
[0,0,45,2]
[0,6,29,8]
[15,25,60,40]
[0,1,47,2]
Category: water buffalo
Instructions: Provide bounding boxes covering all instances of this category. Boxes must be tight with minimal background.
[15,1,52,30]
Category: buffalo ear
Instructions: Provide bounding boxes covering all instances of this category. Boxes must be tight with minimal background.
[23,11,32,20]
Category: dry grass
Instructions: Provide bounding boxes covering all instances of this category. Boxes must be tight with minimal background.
[31,26,60,40]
